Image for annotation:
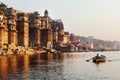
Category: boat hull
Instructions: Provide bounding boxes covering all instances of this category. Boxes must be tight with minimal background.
[93,58,106,63]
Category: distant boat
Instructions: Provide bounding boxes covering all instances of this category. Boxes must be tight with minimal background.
[92,55,106,63]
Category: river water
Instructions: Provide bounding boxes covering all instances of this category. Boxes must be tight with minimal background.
[0,51,120,80]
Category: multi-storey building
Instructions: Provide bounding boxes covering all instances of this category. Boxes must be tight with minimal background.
[17,13,29,47]
[52,20,60,43]
[29,11,41,45]
[6,7,17,45]
[62,32,69,45]
[40,10,53,48]
[58,21,64,44]
[0,11,8,46]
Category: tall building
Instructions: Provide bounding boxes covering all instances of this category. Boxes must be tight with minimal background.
[6,7,17,45]
[52,20,59,43]
[17,13,29,47]
[57,20,64,44]
[0,11,8,46]
[40,10,53,48]
[52,19,69,46]
[29,11,41,45]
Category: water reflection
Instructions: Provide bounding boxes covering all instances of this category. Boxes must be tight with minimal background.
[0,52,119,80]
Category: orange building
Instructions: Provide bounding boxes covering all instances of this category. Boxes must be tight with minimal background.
[6,7,17,45]
[40,10,53,48]
[29,11,41,45]
[0,11,8,46]
[17,13,29,47]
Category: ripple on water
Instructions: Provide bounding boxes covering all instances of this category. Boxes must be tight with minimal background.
[0,52,120,80]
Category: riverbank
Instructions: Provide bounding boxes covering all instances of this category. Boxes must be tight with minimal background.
[0,45,60,56]
[0,43,119,56]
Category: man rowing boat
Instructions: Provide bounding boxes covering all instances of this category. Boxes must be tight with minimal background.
[92,54,106,62]
[86,54,106,62]
[93,54,100,59]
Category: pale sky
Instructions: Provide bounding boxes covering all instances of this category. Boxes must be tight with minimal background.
[1,0,120,42]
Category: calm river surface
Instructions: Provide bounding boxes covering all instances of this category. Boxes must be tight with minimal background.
[0,51,120,80]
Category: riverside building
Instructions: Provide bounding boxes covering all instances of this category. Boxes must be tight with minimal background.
[17,13,29,47]
[29,11,41,46]
[0,11,8,46]
[40,10,53,48]
[6,7,17,45]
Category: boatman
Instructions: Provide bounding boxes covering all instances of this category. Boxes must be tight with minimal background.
[92,54,99,59]
[96,54,99,59]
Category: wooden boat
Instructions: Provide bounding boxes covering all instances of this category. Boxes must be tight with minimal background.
[92,55,106,63]
[93,58,106,62]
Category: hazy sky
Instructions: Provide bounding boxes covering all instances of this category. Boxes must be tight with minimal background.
[1,0,120,41]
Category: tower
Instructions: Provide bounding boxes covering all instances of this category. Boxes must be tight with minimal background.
[40,10,53,48]
[6,7,17,45]
[17,13,29,47]
[44,10,48,18]
[29,11,41,46]
[0,11,8,46]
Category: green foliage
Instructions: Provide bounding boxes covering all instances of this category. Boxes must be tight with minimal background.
[0,2,7,14]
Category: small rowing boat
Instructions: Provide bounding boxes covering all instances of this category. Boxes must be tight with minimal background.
[92,55,106,63]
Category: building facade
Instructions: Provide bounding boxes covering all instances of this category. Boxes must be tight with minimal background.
[0,11,8,46]
[29,11,41,46]
[17,13,29,47]
[40,10,53,48]
[6,7,17,45]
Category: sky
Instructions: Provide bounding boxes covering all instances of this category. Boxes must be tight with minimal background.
[1,0,120,42]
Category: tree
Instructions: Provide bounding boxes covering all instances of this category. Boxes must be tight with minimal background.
[0,2,7,14]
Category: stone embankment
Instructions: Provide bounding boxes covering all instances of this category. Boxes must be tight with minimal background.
[0,46,34,56]
[0,44,59,56]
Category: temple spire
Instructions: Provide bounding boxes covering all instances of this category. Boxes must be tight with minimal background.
[44,10,48,17]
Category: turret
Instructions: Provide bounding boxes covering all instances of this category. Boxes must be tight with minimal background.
[44,10,48,18]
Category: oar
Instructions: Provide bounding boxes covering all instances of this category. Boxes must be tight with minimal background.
[107,59,112,62]
[86,58,92,62]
